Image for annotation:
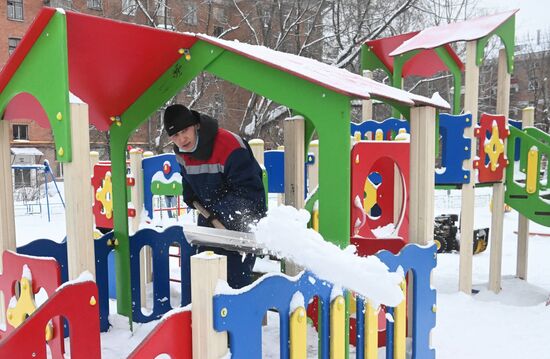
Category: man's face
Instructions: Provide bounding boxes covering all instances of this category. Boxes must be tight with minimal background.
[170,124,199,152]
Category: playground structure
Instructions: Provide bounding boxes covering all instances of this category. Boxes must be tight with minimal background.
[0,7,547,359]
[359,9,549,295]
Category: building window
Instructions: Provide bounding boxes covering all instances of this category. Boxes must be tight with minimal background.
[156,0,168,19]
[8,37,20,56]
[48,0,73,10]
[13,124,28,141]
[13,168,31,188]
[183,3,197,25]
[213,26,223,37]
[87,0,102,10]
[528,79,539,92]
[7,0,23,21]
[213,7,226,23]
[122,0,136,15]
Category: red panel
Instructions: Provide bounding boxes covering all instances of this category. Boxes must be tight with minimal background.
[474,113,509,183]
[0,251,63,356]
[65,11,198,130]
[350,142,410,256]
[0,8,56,95]
[365,33,463,78]
[3,92,50,128]
[0,280,101,359]
[128,310,193,359]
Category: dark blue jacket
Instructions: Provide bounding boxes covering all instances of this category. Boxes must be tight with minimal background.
[174,114,266,232]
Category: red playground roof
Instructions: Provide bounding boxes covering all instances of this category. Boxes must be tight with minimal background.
[391,10,518,56]
[0,9,449,131]
[364,32,464,78]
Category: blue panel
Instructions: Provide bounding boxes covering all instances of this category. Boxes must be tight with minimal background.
[351,118,410,139]
[129,226,193,323]
[355,297,365,359]
[107,250,116,299]
[385,307,394,359]
[94,231,115,332]
[509,119,522,161]
[435,113,472,185]
[213,271,333,359]
[17,238,68,283]
[264,150,310,195]
[142,153,181,219]
[376,244,437,359]
[264,151,285,193]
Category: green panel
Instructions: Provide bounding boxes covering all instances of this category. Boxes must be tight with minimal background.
[360,43,393,81]
[0,12,71,162]
[204,44,351,254]
[109,42,224,317]
[391,51,418,118]
[151,180,183,196]
[505,126,550,227]
[434,46,462,114]
[476,16,516,73]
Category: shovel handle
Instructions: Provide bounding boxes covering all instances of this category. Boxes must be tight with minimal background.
[192,201,226,229]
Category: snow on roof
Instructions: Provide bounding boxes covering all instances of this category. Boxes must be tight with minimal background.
[390,10,518,56]
[11,147,44,156]
[197,34,450,110]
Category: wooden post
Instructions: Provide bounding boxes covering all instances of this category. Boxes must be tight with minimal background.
[284,116,305,275]
[64,102,95,279]
[191,252,228,359]
[249,139,265,166]
[89,151,100,174]
[409,106,436,246]
[129,149,149,307]
[362,70,373,121]
[517,107,534,279]
[0,119,16,327]
[488,49,511,293]
[459,41,479,294]
[308,140,319,193]
[142,151,154,283]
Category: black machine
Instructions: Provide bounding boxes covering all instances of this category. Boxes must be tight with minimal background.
[434,214,489,254]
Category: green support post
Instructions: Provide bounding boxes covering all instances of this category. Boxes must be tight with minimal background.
[109,42,225,318]
[477,16,516,74]
[434,46,463,115]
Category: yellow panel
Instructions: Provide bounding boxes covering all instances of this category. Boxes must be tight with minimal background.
[375,129,384,141]
[7,278,37,328]
[365,301,378,359]
[394,280,407,359]
[290,307,307,359]
[526,148,539,194]
[484,125,505,172]
[354,131,362,142]
[363,179,377,213]
[330,296,345,359]
[96,172,113,219]
[313,209,319,232]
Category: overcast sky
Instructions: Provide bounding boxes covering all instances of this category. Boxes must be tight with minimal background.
[477,0,549,40]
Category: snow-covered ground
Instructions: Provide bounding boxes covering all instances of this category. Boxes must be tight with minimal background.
[9,188,550,358]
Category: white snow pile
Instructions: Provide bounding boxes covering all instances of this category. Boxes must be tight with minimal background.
[251,205,404,307]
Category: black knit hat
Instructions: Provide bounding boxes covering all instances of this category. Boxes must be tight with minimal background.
[163,104,200,136]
